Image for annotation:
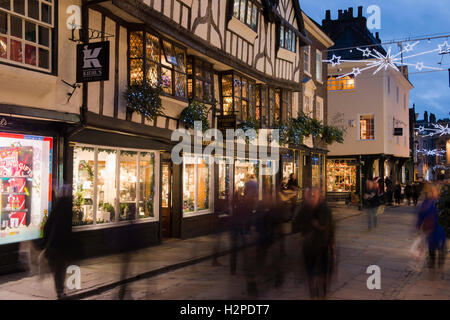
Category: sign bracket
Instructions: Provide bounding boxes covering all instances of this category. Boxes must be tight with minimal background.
[68,24,114,43]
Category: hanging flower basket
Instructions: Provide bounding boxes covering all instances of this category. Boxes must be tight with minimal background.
[179,101,210,132]
[321,125,345,144]
[237,116,260,141]
[124,80,164,121]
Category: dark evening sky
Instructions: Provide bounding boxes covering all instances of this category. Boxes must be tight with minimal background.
[301,0,450,121]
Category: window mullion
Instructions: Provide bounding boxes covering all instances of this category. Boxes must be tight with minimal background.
[136,152,141,220]
[194,158,198,212]
[93,147,98,225]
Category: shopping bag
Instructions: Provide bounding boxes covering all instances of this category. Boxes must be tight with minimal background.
[376,205,385,216]
[408,234,427,272]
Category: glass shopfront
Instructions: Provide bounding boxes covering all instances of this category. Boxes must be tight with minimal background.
[235,159,258,196]
[282,149,304,199]
[327,159,357,193]
[312,153,326,193]
[73,145,158,226]
[0,133,52,245]
[183,155,213,216]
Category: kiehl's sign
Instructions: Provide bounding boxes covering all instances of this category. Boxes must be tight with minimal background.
[77,41,110,83]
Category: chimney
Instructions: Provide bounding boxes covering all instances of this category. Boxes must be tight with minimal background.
[358,6,363,17]
[338,10,343,19]
[325,10,331,20]
[376,32,380,41]
[348,7,353,17]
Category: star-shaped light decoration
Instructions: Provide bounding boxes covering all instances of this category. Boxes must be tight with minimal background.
[361,48,371,58]
[352,67,361,77]
[329,54,342,67]
[438,41,450,54]
[416,62,424,71]
[324,40,444,80]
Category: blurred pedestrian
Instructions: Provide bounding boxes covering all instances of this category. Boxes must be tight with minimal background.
[405,183,413,206]
[41,184,73,299]
[364,180,380,230]
[416,184,447,274]
[229,191,249,276]
[295,188,336,299]
[413,183,421,206]
[394,181,402,206]
[385,176,394,206]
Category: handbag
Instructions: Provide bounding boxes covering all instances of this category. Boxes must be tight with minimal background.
[409,234,427,272]
[376,205,385,216]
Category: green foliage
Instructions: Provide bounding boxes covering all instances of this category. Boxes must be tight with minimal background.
[322,125,345,144]
[273,113,325,146]
[124,80,164,121]
[437,184,450,238]
[180,101,210,132]
[236,116,260,141]
[79,161,94,181]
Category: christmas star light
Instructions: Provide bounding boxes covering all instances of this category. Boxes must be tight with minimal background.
[324,40,445,79]
[417,148,446,156]
[415,123,450,137]
[438,41,450,54]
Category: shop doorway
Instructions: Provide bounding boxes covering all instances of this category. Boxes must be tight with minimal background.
[161,161,173,238]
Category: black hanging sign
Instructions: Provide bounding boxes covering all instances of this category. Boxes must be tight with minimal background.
[217,115,237,134]
[394,128,403,136]
[76,41,110,83]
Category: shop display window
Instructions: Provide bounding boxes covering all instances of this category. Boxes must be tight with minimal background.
[218,159,232,201]
[261,161,275,200]
[327,160,357,193]
[73,145,158,227]
[234,159,258,196]
[97,148,117,224]
[0,133,52,245]
[183,156,212,215]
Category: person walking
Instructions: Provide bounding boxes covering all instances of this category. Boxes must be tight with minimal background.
[394,181,402,206]
[295,187,336,300]
[41,185,74,299]
[416,184,447,275]
[405,183,413,206]
[385,176,393,206]
[413,182,421,206]
[364,180,380,230]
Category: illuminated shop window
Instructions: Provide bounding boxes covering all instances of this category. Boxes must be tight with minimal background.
[234,159,258,196]
[183,155,212,215]
[327,160,357,193]
[0,0,53,71]
[327,75,355,91]
[129,31,187,98]
[0,132,52,245]
[73,145,158,227]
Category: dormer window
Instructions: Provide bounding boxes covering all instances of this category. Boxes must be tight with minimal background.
[233,0,258,32]
[280,24,296,52]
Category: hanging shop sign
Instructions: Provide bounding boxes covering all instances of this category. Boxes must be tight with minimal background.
[217,115,237,134]
[76,41,110,83]
[394,128,403,136]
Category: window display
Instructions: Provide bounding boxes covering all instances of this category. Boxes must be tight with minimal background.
[0,133,52,245]
[183,156,212,215]
[327,160,357,193]
[235,160,258,196]
[73,145,158,226]
[218,159,232,201]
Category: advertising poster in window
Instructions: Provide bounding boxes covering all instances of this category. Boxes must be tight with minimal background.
[0,133,52,245]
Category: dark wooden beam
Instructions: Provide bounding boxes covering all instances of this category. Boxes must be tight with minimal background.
[112,0,302,91]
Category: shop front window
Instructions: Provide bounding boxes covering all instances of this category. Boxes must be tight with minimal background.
[261,161,275,200]
[97,148,117,224]
[119,151,138,221]
[327,160,357,193]
[312,153,320,189]
[183,155,212,216]
[235,159,258,196]
[218,159,232,201]
[73,145,158,227]
[73,147,95,226]
[139,152,155,218]
[0,133,52,245]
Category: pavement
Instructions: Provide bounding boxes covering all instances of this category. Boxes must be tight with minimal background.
[0,203,449,300]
